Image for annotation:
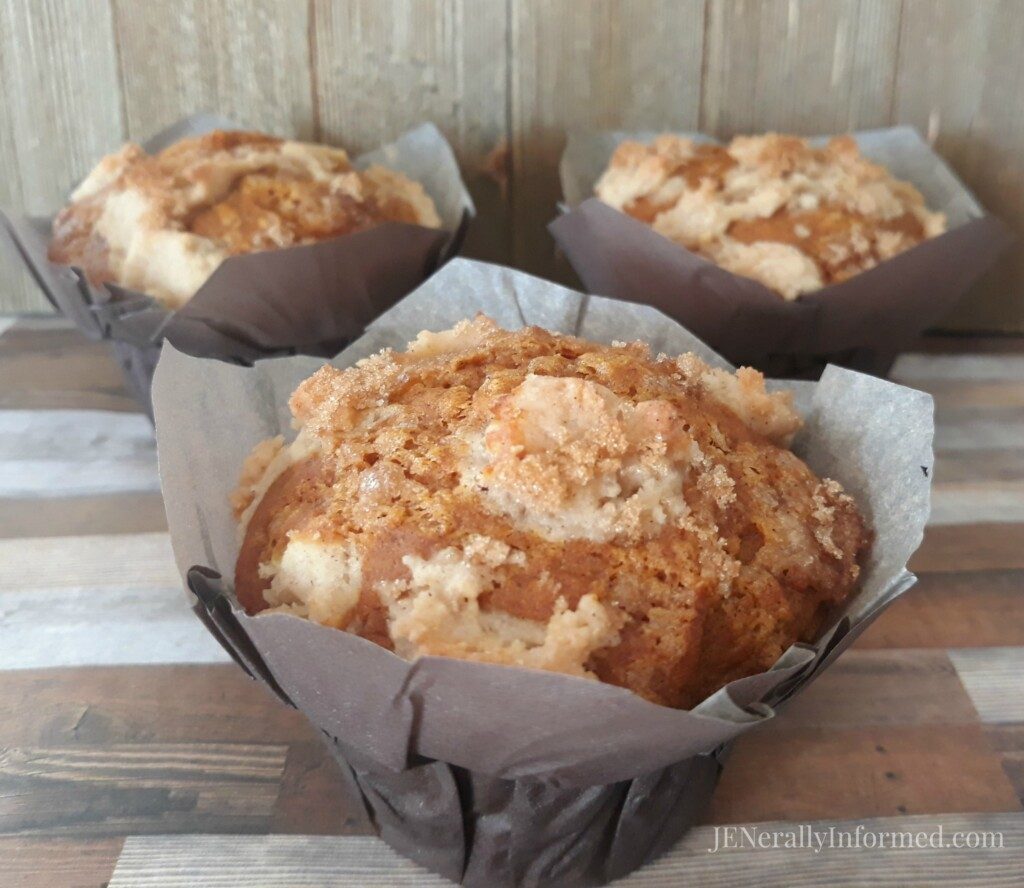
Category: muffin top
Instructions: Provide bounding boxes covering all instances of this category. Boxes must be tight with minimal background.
[49,130,441,309]
[595,133,946,300]
[232,317,870,708]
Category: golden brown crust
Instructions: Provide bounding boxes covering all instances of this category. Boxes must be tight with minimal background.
[49,130,441,308]
[594,133,946,300]
[234,317,871,708]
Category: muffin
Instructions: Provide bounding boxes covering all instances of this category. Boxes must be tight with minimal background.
[49,130,442,309]
[595,133,946,300]
[232,317,870,709]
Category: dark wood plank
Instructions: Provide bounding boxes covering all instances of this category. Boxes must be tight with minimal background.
[911,523,1024,573]
[271,740,374,837]
[0,742,286,837]
[762,650,979,730]
[0,836,121,888]
[984,725,1024,807]
[707,724,1022,825]
[0,492,167,539]
[855,570,1024,650]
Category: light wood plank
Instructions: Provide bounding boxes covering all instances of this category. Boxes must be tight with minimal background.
[106,813,1024,887]
[950,648,1024,724]
[111,0,315,140]
[312,0,512,264]
[0,532,176,592]
[701,0,901,135]
[894,0,1024,332]
[929,481,1024,525]
[0,0,123,314]
[0,492,168,539]
[892,352,1024,382]
[509,0,705,280]
[0,410,158,497]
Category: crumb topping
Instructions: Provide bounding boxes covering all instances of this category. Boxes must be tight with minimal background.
[49,130,441,308]
[233,316,871,708]
[595,133,946,299]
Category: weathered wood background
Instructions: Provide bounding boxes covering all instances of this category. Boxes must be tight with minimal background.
[2,0,1023,331]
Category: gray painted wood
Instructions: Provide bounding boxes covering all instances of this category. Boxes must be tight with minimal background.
[111,0,316,141]
[0,0,124,313]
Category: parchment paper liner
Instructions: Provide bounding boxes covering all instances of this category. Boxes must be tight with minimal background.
[550,126,1011,379]
[153,259,933,887]
[0,113,473,415]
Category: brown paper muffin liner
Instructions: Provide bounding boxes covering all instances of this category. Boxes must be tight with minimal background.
[153,260,934,886]
[0,113,473,416]
[550,127,1012,379]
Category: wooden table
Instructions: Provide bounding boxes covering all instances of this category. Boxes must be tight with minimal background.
[1,317,1022,887]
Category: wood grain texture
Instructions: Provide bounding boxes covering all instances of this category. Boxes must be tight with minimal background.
[111,0,315,141]
[0,492,168,538]
[709,724,1021,824]
[911,523,1024,573]
[701,0,902,135]
[949,647,1024,724]
[0,836,122,888]
[312,0,512,264]
[0,410,158,497]
[855,569,1024,649]
[106,813,1024,887]
[509,0,705,279]
[0,743,286,836]
[0,0,124,314]
[894,0,1024,332]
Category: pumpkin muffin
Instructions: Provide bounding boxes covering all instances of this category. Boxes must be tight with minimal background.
[49,130,441,309]
[232,317,870,709]
[595,133,946,300]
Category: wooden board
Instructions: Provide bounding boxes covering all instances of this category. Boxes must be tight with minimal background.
[0,317,1022,885]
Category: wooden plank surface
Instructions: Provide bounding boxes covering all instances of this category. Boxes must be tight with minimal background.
[894,0,1024,333]
[312,0,512,265]
[106,813,1024,887]
[509,0,705,280]
[0,317,1022,886]
[701,0,902,134]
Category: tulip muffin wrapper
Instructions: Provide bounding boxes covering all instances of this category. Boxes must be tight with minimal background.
[0,113,473,416]
[153,259,933,887]
[550,126,1011,380]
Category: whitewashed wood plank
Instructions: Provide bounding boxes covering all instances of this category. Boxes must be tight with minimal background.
[111,0,315,141]
[313,0,511,263]
[929,482,1024,526]
[892,353,1024,383]
[701,0,901,135]
[509,0,705,279]
[0,0,124,314]
[108,813,1023,887]
[0,584,228,670]
[933,423,1024,452]
[0,316,17,338]
[0,532,226,670]
[894,1,1024,333]
[0,532,177,592]
[0,409,158,496]
[950,648,1024,724]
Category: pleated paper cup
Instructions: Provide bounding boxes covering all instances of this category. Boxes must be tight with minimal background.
[551,127,1011,379]
[1,114,473,416]
[154,259,934,887]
